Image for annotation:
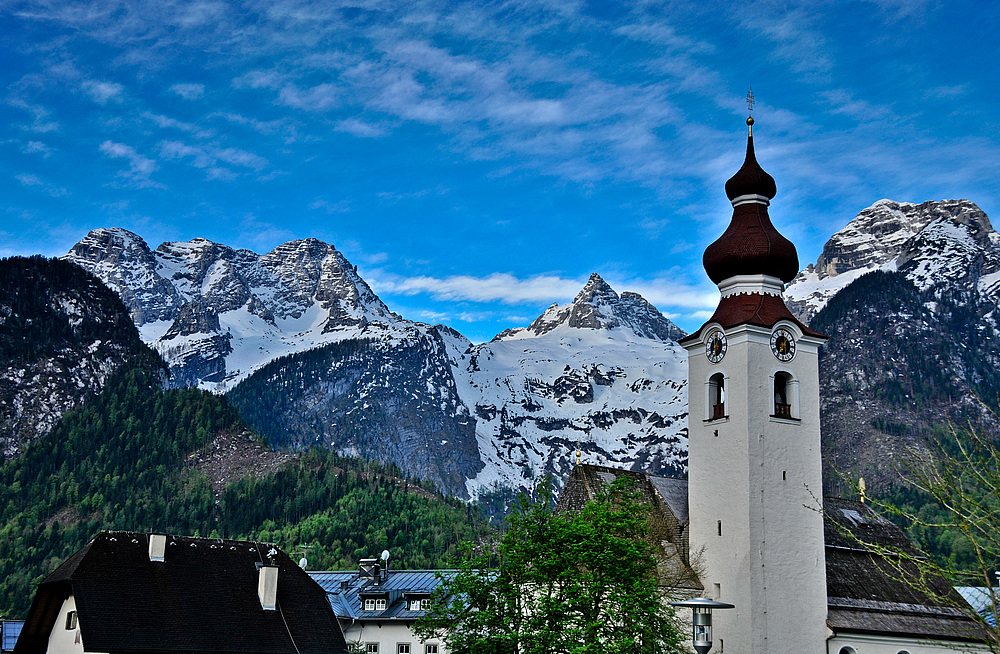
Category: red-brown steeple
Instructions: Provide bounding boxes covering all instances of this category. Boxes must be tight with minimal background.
[680,117,824,343]
[703,122,798,285]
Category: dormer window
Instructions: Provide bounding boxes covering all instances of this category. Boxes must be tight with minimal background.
[364,598,387,611]
[409,599,424,611]
[708,373,727,420]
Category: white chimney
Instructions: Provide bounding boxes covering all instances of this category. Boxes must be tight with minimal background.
[148,534,166,562]
[258,565,279,610]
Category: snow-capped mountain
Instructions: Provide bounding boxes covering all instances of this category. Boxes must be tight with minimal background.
[783,199,1000,494]
[786,199,1000,321]
[454,274,688,496]
[64,230,690,499]
[64,228,407,388]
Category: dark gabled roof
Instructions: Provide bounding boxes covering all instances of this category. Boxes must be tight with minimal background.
[824,498,986,642]
[310,570,451,622]
[14,532,347,654]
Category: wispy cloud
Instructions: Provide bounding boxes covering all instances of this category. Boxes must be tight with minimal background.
[21,141,51,156]
[82,80,124,104]
[159,140,267,179]
[16,173,68,196]
[170,83,205,100]
[143,112,214,138]
[367,269,717,312]
[99,140,159,187]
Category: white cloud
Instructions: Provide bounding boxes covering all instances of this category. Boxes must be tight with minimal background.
[159,140,267,176]
[21,141,51,156]
[143,112,214,138]
[170,83,205,100]
[366,269,717,312]
[99,140,159,186]
[82,80,124,104]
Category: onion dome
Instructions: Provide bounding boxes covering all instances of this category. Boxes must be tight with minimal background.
[703,126,798,285]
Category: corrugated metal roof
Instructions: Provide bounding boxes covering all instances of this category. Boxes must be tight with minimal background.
[310,570,455,622]
[2,621,24,653]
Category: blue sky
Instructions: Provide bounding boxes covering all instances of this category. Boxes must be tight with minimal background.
[3,0,999,342]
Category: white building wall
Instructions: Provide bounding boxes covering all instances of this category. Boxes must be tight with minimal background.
[828,633,992,654]
[45,595,105,654]
[341,621,445,654]
[686,320,828,654]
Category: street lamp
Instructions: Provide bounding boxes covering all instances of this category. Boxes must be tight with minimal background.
[671,597,735,654]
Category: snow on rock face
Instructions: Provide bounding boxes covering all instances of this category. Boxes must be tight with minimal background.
[454,273,689,499]
[65,230,691,500]
[64,229,403,390]
[786,199,1000,321]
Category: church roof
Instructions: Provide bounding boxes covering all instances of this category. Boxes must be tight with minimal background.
[14,532,348,654]
[824,498,986,641]
[703,133,799,285]
[679,292,824,344]
[557,466,987,643]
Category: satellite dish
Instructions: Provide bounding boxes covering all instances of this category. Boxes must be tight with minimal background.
[298,556,308,569]
[380,549,390,562]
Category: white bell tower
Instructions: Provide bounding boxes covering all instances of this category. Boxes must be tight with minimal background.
[680,115,828,654]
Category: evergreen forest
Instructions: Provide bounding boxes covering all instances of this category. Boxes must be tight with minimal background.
[0,347,488,618]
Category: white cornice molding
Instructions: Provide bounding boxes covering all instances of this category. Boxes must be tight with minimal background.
[718,274,784,298]
[731,193,771,207]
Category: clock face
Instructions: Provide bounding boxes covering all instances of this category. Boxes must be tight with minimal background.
[705,330,727,363]
[770,327,796,362]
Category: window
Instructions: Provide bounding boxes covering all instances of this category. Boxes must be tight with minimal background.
[773,372,791,418]
[397,645,410,654]
[425,646,439,654]
[364,599,375,611]
[708,373,726,420]
[366,645,379,654]
[409,599,426,611]
[65,611,77,630]
[376,598,387,611]
[364,598,387,611]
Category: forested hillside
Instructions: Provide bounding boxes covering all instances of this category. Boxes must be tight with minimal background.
[812,269,1000,567]
[0,260,488,619]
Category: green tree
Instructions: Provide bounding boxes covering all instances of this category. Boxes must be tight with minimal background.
[415,477,686,654]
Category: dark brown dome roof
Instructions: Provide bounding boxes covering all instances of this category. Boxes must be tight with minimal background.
[703,135,798,284]
[725,135,776,201]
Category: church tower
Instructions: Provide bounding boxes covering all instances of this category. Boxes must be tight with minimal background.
[680,116,829,653]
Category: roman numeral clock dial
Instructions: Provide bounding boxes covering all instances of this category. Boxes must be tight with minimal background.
[770,327,796,362]
[706,329,727,363]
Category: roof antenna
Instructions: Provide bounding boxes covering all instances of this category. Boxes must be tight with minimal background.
[746,87,755,136]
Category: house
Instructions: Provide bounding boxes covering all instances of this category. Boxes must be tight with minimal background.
[559,115,989,654]
[14,531,348,654]
[310,560,447,654]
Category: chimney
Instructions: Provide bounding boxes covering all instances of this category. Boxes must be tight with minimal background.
[258,565,279,611]
[359,558,379,584]
[148,534,166,562]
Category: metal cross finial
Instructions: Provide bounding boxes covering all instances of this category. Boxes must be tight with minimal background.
[746,87,755,115]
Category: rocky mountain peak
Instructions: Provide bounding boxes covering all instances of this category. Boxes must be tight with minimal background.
[785,199,1000,322]
[495,274,684,343]
[64,230,400,389]
[573,273,618,305]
